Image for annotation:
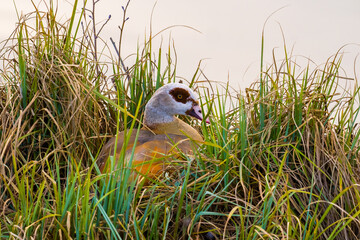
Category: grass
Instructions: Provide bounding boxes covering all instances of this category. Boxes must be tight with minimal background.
[1,1,360,239]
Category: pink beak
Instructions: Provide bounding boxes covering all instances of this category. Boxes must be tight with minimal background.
[187,104,210,124]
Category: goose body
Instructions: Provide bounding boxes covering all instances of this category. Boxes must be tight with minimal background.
[97,83,208,179]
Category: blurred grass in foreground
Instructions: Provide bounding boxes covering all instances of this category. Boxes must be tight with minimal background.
[0,1,360,239]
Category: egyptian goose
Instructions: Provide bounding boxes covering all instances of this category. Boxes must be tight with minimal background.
[97,83,208,180]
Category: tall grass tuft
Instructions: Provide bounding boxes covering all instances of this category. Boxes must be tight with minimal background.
[0,2,115,238]
[0,1,360,239]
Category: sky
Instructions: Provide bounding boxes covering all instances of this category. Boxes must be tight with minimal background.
[1,0,359,90]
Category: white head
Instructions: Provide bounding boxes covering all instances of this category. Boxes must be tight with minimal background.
[144,83,209,127]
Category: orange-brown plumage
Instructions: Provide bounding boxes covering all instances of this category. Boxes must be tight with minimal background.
[97,83,208,180]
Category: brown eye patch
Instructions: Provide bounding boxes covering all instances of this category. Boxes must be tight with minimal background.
[169,88,190,104]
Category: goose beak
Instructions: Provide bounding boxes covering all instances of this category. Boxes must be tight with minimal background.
[187,104,210,124]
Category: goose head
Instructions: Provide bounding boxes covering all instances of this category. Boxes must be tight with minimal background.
[144,83,209,127]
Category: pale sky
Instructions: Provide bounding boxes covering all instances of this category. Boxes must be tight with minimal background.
[1,0,360,90]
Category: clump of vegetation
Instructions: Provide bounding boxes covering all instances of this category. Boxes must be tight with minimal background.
[0,1,359,239]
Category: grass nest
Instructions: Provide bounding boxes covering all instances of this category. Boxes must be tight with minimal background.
[1,1,360,240]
